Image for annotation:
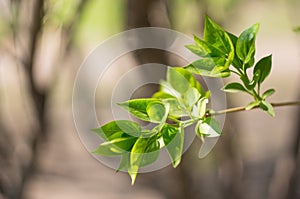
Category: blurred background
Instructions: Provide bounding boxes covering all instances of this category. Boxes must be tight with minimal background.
[0,0,300,198]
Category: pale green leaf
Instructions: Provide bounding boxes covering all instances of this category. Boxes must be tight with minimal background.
[162,125,184,168]
[262,88,275,99]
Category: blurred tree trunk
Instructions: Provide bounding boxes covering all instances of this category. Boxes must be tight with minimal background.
[287,107,300,198]
[0,1,46,199]
[0,0,88,198]
[0,117,15,198]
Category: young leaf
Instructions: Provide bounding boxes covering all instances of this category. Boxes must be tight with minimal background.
[240,76,256,90]
[163,98,188,117]
[182,87,201,108]
[245,101,260,110]
[117,153,130,172]
[167,67,204,96]
[183,57,228,77]
[185,35,224,57]
[93,120,142,140]
[162,124,184,168]
[130,137,160,184]
[158,80,181,99]
[253,55,272,85]
[198,98,209,118]
[198,117,222,137]
[222,82,248,93]
[118,99,160,122]
[203,16,234,56]
[227,32,243,69]
[262,88,275,99]
[92,137,137,156]
[259,101,275,117]
[152,91,175,99]
[146,102,168,123]
[139,139,160,167]
[185,44,207,57]
[236,23,260,65]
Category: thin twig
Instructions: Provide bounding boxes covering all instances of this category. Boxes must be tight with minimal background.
[206,101,300,117]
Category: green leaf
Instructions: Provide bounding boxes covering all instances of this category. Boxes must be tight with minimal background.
[146,102,168,123]
[185,45,206,57]
[198,98,209,118]
[245,101,260,110]
[93,120,142,140]
[236,23,260,65]
[204,16,234,56]
[118,99,161,122]
[152,91,176,99]
[262,88,275,99]
[92,137,137,156]
[117,153,130,172]
[163,98,188,117]
[222,82,248,93]
[182,87,201,108]
[227,32,243,69]
[259,101,275,117]
[158,80,181,99]
[130,136,160,184]
[240,76,256,90]
[183,57,230,78]
[198,117,222,137]
[167,67,204,96]
[192,97,208,118]
[185,35,225,57]
[162,124,184,168]
[253,55,272,85]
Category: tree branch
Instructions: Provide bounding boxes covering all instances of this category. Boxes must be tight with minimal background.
[206,101,300,117]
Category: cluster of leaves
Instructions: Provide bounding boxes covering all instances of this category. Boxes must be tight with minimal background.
[185,16,275,116]
[92,16,275,184]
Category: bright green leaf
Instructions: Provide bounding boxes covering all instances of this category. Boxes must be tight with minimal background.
[93,120,142,140]
[185,35,225,57]
[167,67,204,95]
[204,16,234,56]
[227,32,243,69]
[262,88,275,99]
[236,23,260,65]
[162,125,184,168]
[253,55,272,85]
[152,91,176,99]
[130,136,160,184]
[92,137,137,156]
[222,82,248,93]
[146,102,168,123]
[118,99,161,122]
[183,57,228,77]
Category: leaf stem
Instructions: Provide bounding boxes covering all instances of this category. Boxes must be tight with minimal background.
[206,100,300,117]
